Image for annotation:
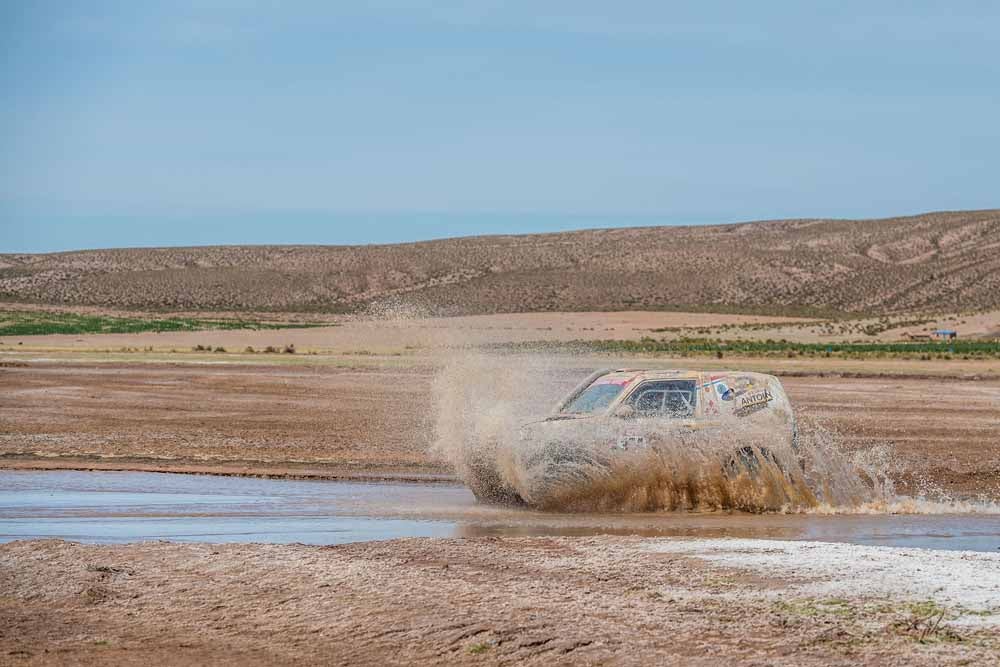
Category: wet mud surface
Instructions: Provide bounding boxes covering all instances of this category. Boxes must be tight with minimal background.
[2,536,999,666]
[2,358,999,665]
[1,360,998,500]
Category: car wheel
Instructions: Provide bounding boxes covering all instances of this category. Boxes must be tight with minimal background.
[722,445,783,479]
[464,455,525,505]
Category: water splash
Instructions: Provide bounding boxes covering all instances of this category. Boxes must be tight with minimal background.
[430,351,999,514]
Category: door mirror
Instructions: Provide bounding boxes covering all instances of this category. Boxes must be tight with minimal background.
[613,405,636,419]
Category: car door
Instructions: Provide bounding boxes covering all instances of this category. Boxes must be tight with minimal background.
[695,372,729,441]
[619,380,700,449]
[627,380,698,418]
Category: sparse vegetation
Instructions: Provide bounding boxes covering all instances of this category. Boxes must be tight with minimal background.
[888,600,958,644]
[467,642,492,655]
[859,317,935,336]
[507,337,1000,359]
[0,310,326,337]
[773,597,855,618]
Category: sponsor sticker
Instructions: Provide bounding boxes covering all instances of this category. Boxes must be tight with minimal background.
[729,376,756,399]
[703,376,735,401]
[734,389,774,417]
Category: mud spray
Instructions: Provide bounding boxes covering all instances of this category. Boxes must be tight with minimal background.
[430,351,1000,514]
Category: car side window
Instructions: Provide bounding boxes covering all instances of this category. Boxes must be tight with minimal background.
[627,381,697,418]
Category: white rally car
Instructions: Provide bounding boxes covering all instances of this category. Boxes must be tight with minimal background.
[464,368,800,506]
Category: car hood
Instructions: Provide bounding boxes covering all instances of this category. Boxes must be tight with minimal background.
[519,413,618,444]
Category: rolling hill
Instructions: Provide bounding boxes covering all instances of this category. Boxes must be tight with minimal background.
[2,210,999,316]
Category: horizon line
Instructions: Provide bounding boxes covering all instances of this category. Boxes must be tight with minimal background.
[3,207,998,256]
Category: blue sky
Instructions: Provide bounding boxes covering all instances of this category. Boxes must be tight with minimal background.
[2,1,998,252]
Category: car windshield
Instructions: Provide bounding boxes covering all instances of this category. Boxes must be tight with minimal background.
[561,381,626,414]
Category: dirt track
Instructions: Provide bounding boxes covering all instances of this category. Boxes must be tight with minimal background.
[1,358,998,499]
[2,537,998,666]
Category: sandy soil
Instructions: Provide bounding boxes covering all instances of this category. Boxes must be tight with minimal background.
[0,361,436,473]
[0,310,819,352]
[3,310,997,381]
[1,358,998,500]
[1,537,997,666]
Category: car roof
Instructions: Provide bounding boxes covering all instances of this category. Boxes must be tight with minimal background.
[599,369,777,383]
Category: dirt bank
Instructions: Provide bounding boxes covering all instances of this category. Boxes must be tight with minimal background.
[1,537,997,666]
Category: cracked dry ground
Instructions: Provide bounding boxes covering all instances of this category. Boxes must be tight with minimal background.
[2,537,997,666]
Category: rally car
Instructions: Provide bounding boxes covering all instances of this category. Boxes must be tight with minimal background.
[464,368,801,506]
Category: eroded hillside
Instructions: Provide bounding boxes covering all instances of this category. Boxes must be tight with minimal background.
[2,210,998,315]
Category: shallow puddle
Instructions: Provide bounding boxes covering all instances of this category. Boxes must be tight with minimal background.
[2,470,998,551]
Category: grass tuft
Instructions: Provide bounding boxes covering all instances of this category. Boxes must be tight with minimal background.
[468,642,492,655]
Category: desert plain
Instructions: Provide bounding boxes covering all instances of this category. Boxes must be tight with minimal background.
[2,212,1000,666]
[2,305,999,666]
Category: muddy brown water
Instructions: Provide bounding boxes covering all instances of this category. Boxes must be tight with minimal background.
[2,471,998,552]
